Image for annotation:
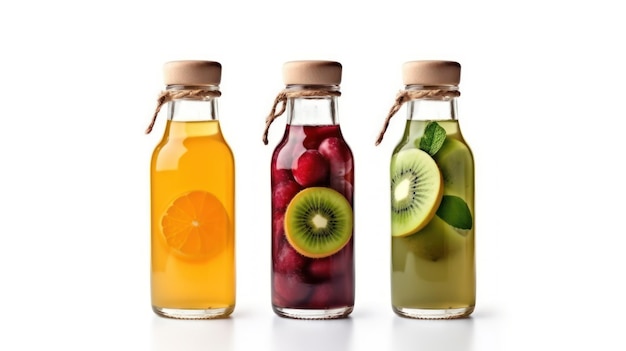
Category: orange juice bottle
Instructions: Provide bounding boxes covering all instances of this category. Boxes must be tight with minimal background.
[148,61,235,319]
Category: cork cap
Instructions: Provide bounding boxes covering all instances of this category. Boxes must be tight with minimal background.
[402,60,461,86]
[163,60,222,86]
[283,60,342,85]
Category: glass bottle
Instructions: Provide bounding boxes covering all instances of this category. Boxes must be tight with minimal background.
[381,61,475,319]
[149,61,235,319]
[265,61,355,319]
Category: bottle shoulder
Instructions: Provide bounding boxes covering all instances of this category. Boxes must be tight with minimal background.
[152,132,234,163]
[392,120,473,158]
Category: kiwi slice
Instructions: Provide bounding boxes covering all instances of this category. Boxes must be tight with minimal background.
[390,149,443,237]
[284,187,353,258]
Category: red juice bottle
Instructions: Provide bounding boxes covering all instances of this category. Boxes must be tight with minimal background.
[263,61,354,319]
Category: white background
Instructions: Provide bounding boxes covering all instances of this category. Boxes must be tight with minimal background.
[1,1,624,350]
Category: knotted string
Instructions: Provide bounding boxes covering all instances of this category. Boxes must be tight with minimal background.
[375,89,460,145]
[262,90,341,145]
[145,89,222,134]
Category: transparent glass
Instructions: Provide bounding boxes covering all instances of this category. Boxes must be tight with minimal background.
[270,85,355,319]
[150,85,235,319]
[390,85,475,319]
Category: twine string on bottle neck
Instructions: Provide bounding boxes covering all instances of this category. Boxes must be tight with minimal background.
[374,89,460,145]
[145,89,222,134]
[262,90,342,145]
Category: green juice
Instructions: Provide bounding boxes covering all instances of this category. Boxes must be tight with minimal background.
[390,119,475,318]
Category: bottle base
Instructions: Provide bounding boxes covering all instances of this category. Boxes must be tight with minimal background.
[273,306,353,320]
[392,306,474,320]
[152,305,234,320]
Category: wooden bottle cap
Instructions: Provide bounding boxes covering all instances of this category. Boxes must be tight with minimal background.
[402,60,460,86]
[163,60,222,86]
[283,60,342,85]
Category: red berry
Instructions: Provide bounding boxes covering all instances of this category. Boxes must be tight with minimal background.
[318,137,353,177]
[333,276,354,307]
[273,180,302,212]
[318,137,353,202]
[272,168,292,185]
[303,125,339,149]
[273,212,285,234]
[334,241,354,278]
[308,243,353,281]
[272,212,286,254]
[329,178,353,204]
[308,257,334,281]
[291,150,329,187]
[308,272,353,308]
[307,282,336,309]
[274,241,307,273]
[273,272,310,307]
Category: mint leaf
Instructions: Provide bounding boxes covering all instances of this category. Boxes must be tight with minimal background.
[436,195,473,230]
[418,122,446,156]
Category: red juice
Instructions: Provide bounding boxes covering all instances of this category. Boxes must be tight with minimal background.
[271,124,354,315]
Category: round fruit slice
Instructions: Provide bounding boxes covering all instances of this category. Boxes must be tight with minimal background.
[390,148,443,237]
[433,137,474,197]
[284,187,353,258]
[401,215,465,262]
[161,190,229,261]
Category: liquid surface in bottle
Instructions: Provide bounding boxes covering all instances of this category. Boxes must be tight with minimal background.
[151,120,235,310]
[271,125,355,311]
[391,120,475,310]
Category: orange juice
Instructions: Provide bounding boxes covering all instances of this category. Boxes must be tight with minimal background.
[151,120,235,318]
[148,60,235,319]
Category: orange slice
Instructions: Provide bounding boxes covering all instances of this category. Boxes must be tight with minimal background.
[161,191,229,261]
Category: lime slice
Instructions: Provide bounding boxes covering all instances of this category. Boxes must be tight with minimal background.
[433,137,474,234]
[401,215,466,262]
[433,137,474,198]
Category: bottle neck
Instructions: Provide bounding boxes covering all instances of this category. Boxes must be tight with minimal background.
[406,85,458,121]
[167,85,220,123]
[285,85,340,126]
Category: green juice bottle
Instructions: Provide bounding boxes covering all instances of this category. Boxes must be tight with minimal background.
[378,61,475,319]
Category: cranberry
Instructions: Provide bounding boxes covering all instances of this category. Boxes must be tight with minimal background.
[274,241,308,274]
[302,125,339,149]
[318,137,353,176]
[272,167,293,185]
[306,282,336,309]
[291,150,329,187]
[273,272,310,307]
[273,180,302,212]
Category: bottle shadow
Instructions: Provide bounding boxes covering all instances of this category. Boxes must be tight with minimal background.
[150,316,234,351]
[392,316,475,351]
[271,316,354,351]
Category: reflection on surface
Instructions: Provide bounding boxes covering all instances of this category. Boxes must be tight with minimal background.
[271,316,354,351]
[151,316,234,351]
[392,317,474,351]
